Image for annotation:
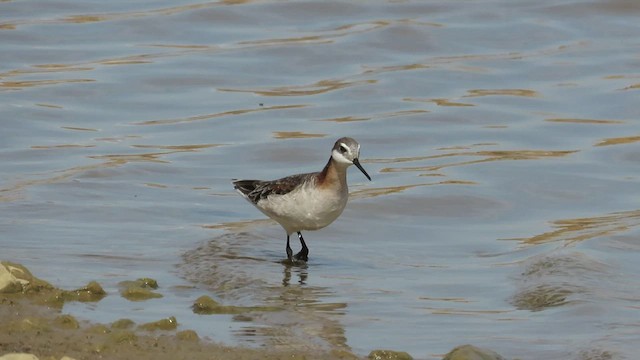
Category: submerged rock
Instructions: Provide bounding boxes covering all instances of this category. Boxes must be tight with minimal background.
[106,330,138,345]
[443,344,505,360]
[111,318,135,330]
[368,349,413,360]
[138,316,178,331]
[191,295,279,315]
[135,277,159,289]
[53,314,80,329]
[1,262,105,309]
[119,278,162,301]
[176,329,200,342]
[63,281,107,302]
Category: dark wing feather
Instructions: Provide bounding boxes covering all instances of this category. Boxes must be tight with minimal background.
[233,173,313,204]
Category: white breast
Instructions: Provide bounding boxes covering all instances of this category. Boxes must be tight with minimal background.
[256,183,348,234]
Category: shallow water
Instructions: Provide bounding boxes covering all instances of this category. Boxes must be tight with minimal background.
[2,0,640,358]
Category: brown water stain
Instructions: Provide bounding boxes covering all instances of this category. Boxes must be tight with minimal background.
[418,296,471,303]
[201,219,275,232]
[31,144,96,149]
[426,308,512,316]
[350,183,432,199]
[378,149,577,173]
[95,135,141,143]
[621,83,640,90]
[517,209,640,245]
[0,2,244,29]
[272,131,326,139]
[0,146,212,202]
[546,118,625,124]
[36,103,64,109]
[464,89,540,98]
[595,135,640,146]
[319,115,370,123]
[62,126,99,132]
[218,79,377,97]
[426,98,475,107]
[0,78,94,89]
[134,104,308,125]
[359,40,588,79]
[362,63,430,75]
[131,144,224,150]
[240,20,390,47]
[319,109,428,123]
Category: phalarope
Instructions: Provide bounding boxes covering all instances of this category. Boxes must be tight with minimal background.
[233,137,371,262]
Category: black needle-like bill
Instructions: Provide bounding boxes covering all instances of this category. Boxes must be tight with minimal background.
[353,158,371,181]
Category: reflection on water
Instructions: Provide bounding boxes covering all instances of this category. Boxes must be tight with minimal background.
[133,105,307,126]
[595,135,640,147]
[2,0,639,358]
[518,209,640,245]
[511,253,608,311]
[464,89,540,98]
[218,79,377,97]
[272,131,326,139]
[376,149,578,174]
[180,231,350,352]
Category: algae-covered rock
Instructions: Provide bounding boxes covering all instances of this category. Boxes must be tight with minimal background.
[191,295,278,315]
[119,278,162,301]
[14,317,51,333]
[330,349,361,359]
[53,314,80,329]
[111,318,135,329]
[135,277,158,289]
[87,324,111,334]
[443,345,505,360]
[176,329,199,342]
[63,281,107,302]
[191,295,247,314]
[368,349,413,360]
[107,330,138,344]
[138,316,178,331]
[34,289,66,309]
[120,286,163,301]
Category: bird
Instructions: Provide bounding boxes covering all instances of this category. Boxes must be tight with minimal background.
[233,137,371,263]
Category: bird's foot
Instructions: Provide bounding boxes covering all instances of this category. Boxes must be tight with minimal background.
[293,249,308,262]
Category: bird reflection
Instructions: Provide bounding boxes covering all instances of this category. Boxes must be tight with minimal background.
[282,261,308,286]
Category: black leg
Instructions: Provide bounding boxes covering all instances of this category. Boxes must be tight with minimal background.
[294,231,309,262]
[286,234,293,262]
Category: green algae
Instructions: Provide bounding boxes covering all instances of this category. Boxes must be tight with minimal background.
[62,281,107,302]
[191,295,280,315]
[138,316,178,331]
[118,278,163,301]
[111,318,135,330]
[53,314,80,329]
[176,329,200,342]
[368,349,413,360]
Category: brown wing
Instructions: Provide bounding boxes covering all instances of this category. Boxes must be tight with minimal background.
[233,173,314,204]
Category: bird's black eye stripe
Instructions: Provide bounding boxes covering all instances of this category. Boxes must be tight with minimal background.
[340,144,348,153]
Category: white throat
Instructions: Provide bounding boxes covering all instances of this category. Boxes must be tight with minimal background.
[331,150,354,167]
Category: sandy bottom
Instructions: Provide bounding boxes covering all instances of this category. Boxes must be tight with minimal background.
[0,262,359,360]
[0,298,363,360]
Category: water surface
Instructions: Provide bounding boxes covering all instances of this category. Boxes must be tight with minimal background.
[2,0,639,359]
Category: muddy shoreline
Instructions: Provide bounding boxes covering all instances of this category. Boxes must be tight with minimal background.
[0,261,505,360]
